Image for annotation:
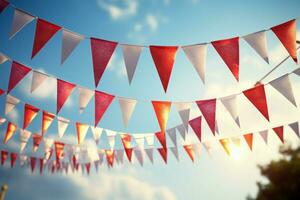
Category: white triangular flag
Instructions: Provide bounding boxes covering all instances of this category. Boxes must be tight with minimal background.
[182,44,207,83]
[176,124,186,140]
[0,118,6,125]
[175,102,191,131]
[289,122,299,138]
[145,134,154,146]
[270,74,297,106]
[259,130,268,144]
[57,117,70,138]
[243,30,269,63]
[220,94,240,127]
[20,129,31,152]
[90,126,103,144]
[78,87,94,114]
[20,155,28,167]
[167,128,177,146]
[5,94,20,115]
[31,71,49,93]
[121,44,143,84]
[118,98,137,127]
[134,147,144,166]
[145,148,153,164]
[292,68,300,76]
[98,149,105,165]
[105,130,116,149]
[203,141,212,155]
[61,29,84,64]
[10,9,35,39]
[135,136,145,148]
[170,146,179,161]
[0,53,9,64]
[192,143,201,158]
[115,150,124,164]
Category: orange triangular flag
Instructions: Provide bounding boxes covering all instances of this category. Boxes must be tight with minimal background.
[152,101,171,132]
[76,122,89,145]
[23,103,40,129]
[42,111,55,136]
[219,139,230,156]
[183,145,195,162]
[243,133,253,151]
[4,122,17,144]
[120,134,133,162]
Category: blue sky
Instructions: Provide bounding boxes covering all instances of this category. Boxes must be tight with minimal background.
[0,0,300,200]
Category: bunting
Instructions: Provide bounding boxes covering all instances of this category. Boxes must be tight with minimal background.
[90,127,103,144]
[31,71,49,93]
[76,122,89,145]
[57,116,70,138]
[94,91,115,127]
[157,148,167,164]
[32,134,42,152]
[23,103,39,129]
[134,147,144,166]
[10,152,17,168]
[152,101,171,132]
[189,116,202,142]
[78,87,94,114]
[243,133,253,151]
[41,111,55,136]
[120,134,133,162]
[10,9,35,39]
[167,128,177,146]
[220,95,240,127]
[170,146,179,161]
[1,150,8,166]
[196,99,217,135]
[155,131,167,149]
[57,79,76,114]
[30,157,36,172]
[259,130,268,144]
[175,102,191,131]
[183,145,195,162]
[0,0,9,13]
[273,126,284,143]
[145,148,154,164]
[54,142,65,162]
[7,61,31,93]
[0,53,8,64]
[20,129,31,152]
[289,122,299,138]
[118,98,137,127]
[105,150,114,167]
[5,94,20,115]
[61,30,84,64]
[4,122,17,144]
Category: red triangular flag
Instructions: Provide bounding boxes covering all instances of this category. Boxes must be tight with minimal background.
[10,152,17,168]
[120,134,133,162]
[155,131,167,149]
[7,61,31,93]
[243,133,253,151]
[54,142,65,163]
[90,38,118,87]
[23,104,40,129]
[0,0,9,13]
[149,46,178,92]
[271,20,297,63]
[273,126,284,143]
[1,150,8,166]
[31,19,61,58]
[32,134,42,152]
[183,145,195,162]
[243,84,269,121]
[4,122,17,144]
[157,148,167,164]
[57,79,76,114]
[85,163,91,175]
[0,89,4,95]
[39,158,44,174]
[30,157,36,173]
[94,91,114,126]
[42,111,55,136]
[105,150,115,167]
[211,37,239,81]
[196,99,216,135]
[152,101,171,132]
[189,116,202,142]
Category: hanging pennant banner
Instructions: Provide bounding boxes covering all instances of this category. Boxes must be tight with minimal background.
[134,147,144,166]
[121,44,143,84]
[219,138,230,156]
[192,143,201,158]
[10,152,17,168]
[32,134,42,152]
[212,37,239,81]
[196,98,217,135]
[106,130,116,149]
[183,145,195,162]
[76,122,89,145]
[90,126,103,144]
[176,124,186,140]
[220,95,240,127]
[19,155,27,167]
[243,84,269,121]
[145,148,154,164]
[105,149,115,167]
[167,128,177,146]
[270,74,296,106]
[5,94,20,115]
[94,91,115,127]
[152,101,171,132]
[20,129,31,152]
[149,45,178,92]
[0,0,9,13]
[273,126,284,143]
[115,149,124,165]
[57,116,70,138]
[189,116,202,142]
[57,79,76,114]
[0,53,9,64]
[8,61,31,93]
[157,148,167,164]
[41,111,55,136]
[259,130,268,144]
[145,134,154,146]
[4,122,17,144]
[30,157,36,173]
[243,133,253,151]
[31,71,49,93]
[289,122,299,138]
[10,9,35,39]
[175,102,191,131]
[1,150,8,166]
[120,134,133,162]
[23,103,40,129]
[78,87,94,114]
[31,19,61,59]
[182,44,207,83]
[155,131,167,149]
[271,19,297,63]
[118,98,137,127]
[55,142,65,162]
[39,158,44,174]
[243,30,269,63]
[170,146,179,161]
[43,138,54,154]
[61,29,84,64]
[90,38,118,87]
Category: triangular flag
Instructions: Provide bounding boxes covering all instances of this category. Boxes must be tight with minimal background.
[121,44,143,84]
[259,130,268,144]
[134,147,144,166]
[196,98,217,135]
[31,19,61,59]
[243,30,269,63]
[243,133,253,151]
[10,153,17,168]
[189,116,202,142]
[32,134,42,152]
[243,84,269,121]
[157,148,167,164]
[170,146,179,161]
[145,134,154,146]
[43,138,54,154]
[61,29,84,64]
[41,111,55,136]
[289,122,299,138]
[10,9,35,39]
[94,91,115,126]
[76,122,89,145]
[175,102,191,131]
[292,68,300,76]
[5,94,20,115]
[270,74,296,106]
[31,71,49,93]
[7,61,31,93]
[149,45,178,92]
[220,95,240,127]
[90,38,118,87]
[155,131,167,149]
[23,103,39,129]
[1,150,8,166]
[273,126,284,143]
[0,0,9,13]
[182,44,207,83]
[219,139,231,156]
[192,143,201,158]
[115,149,124,165]
[30,157,36,173]
[105,150,115,167]
[57,79,76,114]
[212,37,239,81]
[57,116,70,138]
[4,122,17,144]
[176,124,186,140]
[39,158,44,174]
[19,155,28,167]
[271,19,297,63]
[90,126,103,144]
[78,87,94,114]
[54,142,65,162]
[0,89,4,96]
[0,53,9,64]
[120,134,133,162]
[183,145,195,162]
[152,101,172,132]
[20,129,31,152]
[145,148,154,164]
[167,128,177,146]
[118,98,137,127]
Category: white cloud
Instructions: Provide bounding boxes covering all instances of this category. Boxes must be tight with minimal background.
[97,0,138,20]
[146,14,158,32]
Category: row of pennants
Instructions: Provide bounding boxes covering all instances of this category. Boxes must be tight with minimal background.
[0,118,299,173]
[0,1,299,92]
[2,58,300,134]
